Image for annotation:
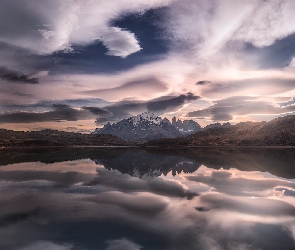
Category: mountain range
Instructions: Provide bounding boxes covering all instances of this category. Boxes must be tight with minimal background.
[1,113,295,148]
[93,112,202,141]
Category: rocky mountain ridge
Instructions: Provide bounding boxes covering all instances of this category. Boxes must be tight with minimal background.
[93,112,202,141]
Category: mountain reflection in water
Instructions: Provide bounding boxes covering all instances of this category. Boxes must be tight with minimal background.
[0,148,295,250]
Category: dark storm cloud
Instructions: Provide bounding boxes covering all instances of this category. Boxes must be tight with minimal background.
[91,92,199,124]
[196,80,211,85]
[0,208,40,228]
[0,66,38,84]
[61,98,109,108]
[147,92,198,112]
[0,104,94,123]
[82,107,111,115]
[187,96,295,121]
[83,106,116,123]
[195,206,210,212]
[0,98,109,112]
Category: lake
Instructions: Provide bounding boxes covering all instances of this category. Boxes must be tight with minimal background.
[1,147,295,250]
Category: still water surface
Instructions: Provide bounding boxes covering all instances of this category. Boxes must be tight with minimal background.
[1,148,295,250]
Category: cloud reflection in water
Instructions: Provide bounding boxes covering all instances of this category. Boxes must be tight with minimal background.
[0,149,294,249]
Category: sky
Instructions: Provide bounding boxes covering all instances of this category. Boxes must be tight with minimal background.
[1,0,295,132]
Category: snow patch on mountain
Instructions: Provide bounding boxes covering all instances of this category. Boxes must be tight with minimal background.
[131,112,162,126]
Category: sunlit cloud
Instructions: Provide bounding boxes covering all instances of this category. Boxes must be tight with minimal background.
[187,96,295,121]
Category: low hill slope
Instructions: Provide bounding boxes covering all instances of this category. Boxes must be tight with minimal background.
[144,115,295,147]
[0,129,131,147]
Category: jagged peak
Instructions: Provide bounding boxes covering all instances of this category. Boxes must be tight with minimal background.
[92,112,202,140]
[136,111,159,119]
[131,112,162,126]
[162,117,171,123]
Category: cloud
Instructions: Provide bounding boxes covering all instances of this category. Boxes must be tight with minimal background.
[89,92,199,124]
[0,92,199,126]
[199,78,295,99]
[162,0,255,57]
[82,77,168,100]
[196,80,211,85]
[102,27,142,57]
[19,241,72,250]
[0,209,39,228]
[164,0,295,56]
[0,0,172,57]
[105,238,142,250]
[200,193,295,217]
[146,92,199,112]
[233,0,295,47]
[187,96,295,121]
[186,168,295,197]
[0,98,108,113]
[0,66,38,84]
[0,169,94,188]
[0,104,94,123]
[83,107,111,116]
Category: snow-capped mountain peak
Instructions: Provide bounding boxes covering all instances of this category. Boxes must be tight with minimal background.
[92,112,202,141]
[131,112,162,126]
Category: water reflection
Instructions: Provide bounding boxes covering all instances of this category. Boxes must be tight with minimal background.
[0,148,295,249]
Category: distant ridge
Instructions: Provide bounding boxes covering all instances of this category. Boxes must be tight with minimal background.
[93,112,201,141]
[204,122,231,130]
[144,115,295,147]
[0,129,131,147]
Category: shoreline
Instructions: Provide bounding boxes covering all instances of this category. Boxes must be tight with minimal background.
[1,145,295,150]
